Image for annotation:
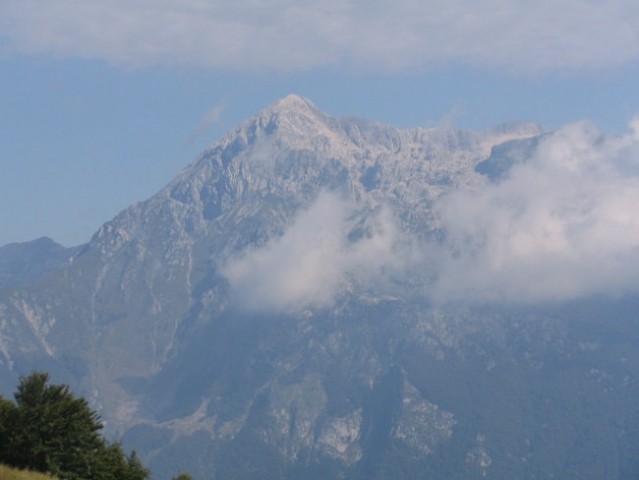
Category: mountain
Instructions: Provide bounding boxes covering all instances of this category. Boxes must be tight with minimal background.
[0,237,81,288]
[1,95,638,479]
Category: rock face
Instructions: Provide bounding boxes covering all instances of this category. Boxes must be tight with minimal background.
[1,95,638,479]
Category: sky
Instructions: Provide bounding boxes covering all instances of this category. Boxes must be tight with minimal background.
[1,0,639,247]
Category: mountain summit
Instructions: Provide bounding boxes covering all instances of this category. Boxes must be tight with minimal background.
[0,97,636,480]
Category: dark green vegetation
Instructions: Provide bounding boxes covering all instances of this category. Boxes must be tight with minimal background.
[0,372,149,480]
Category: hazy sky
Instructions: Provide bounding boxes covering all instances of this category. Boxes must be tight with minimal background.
[2,0,639,247]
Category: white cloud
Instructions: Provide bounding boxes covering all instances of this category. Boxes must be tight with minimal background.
[1,0,638,73]
[221,192,410,312]
[431,117,639,303]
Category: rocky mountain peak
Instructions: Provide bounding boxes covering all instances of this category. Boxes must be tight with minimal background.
[267,93,318,114]
[251,93,337,147]
[201,94,347,161]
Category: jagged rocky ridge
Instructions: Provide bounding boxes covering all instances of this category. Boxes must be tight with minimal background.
[0,96,637,479]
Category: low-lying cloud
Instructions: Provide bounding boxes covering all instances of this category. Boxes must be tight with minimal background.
[223,117,639,310]
[432,117,639,303]
[221,192,411,312]
[2,1,639,73]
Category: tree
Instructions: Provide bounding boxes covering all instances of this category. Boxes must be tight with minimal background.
[0,396,16,462]
[0,372,150,480]
[93,443,150,480]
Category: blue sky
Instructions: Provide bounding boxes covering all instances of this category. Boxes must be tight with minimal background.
[1,0,639,247]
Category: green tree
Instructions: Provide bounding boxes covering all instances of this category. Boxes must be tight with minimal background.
[123,450,151,480]
[0,395,17,462]
[93,443,150,480]
[3,371,105,478]
[0,372,150,480]
[172,474,193,480]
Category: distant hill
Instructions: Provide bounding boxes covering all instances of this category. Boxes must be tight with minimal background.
[0,237,82,288]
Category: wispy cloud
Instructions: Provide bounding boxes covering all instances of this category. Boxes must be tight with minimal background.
[1,0,638,74]
[185,102,225,147]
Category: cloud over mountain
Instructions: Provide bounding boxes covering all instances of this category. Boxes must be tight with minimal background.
[222,113,639,309]
[433,117,639,303]
[222,192,411,312]
[2,0,638,73]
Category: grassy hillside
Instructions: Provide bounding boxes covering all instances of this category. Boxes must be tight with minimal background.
[0,465,57,480]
